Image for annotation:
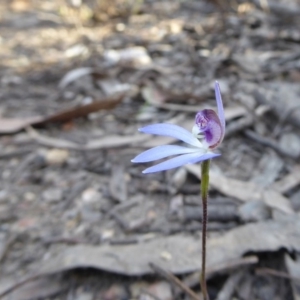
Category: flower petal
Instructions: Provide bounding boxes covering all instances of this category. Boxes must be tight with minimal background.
[139,123,202,148]
[214,81,226,133]
[131,145,200,163]
[188,152,220,164]
[143,152,220,173]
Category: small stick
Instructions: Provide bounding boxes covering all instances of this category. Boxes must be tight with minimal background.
[149,262,201,300]
[0,273,48,298]
[255,267,300,282]
[179,256,258,294]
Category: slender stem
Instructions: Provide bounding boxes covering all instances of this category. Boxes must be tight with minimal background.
[200,159,210,300]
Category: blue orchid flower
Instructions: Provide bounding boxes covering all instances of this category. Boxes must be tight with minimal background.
[132,81,225,173]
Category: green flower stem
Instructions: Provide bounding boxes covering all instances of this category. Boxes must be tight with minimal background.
[200,159,210,300]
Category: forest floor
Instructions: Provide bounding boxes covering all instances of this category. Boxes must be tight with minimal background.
[1,0,300,299]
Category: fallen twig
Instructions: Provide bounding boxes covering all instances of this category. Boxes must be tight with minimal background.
[0,273,49,298]
[255,267,300,282]
[149,262,202,300]
[180,256,258,294]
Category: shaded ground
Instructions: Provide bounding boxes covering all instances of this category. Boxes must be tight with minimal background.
[1,0,300,299]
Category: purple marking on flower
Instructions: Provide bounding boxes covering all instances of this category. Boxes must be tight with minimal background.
[131,81,225,173]
[194,109,223,149]
[192,81,225,149]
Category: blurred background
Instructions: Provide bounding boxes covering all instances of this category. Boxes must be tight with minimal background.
[1,0,300,299]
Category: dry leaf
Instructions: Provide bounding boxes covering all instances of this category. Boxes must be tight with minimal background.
[38,93,124,124]
[27,127,149,150]
[58,67,94,88]
[253,82,300,128]
[185,165,293,214]
[103,47,152,67]
[271,165,300,194]
[0,93,124,134]
[1,276,66,300]
[11,219,300,277]
[2,219,299,297]
[0,117,43,134]
[109,165,128,202]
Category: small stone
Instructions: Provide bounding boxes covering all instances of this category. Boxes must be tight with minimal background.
[81,188,101,205]
[24,192,36,202]
[146,281,172,300]
[100,229,115,241]
[45,149,69,165]
[238,200,271,222]
[79,188,102,211]
[130,281,149,299]
[160,251,172,261]
[102,284,127,300]
[78,188,102,223]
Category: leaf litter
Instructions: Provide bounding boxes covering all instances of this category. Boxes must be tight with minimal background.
[31,219,300,276]
[1,0,300,299]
